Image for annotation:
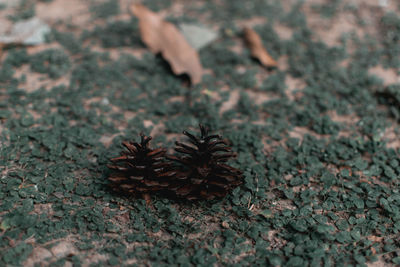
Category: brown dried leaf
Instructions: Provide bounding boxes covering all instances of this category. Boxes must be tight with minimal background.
[244,27,277,68]
[221,221,230,228]
[131,4,203,85]
[143,193,152,207]
[367,236,383,242]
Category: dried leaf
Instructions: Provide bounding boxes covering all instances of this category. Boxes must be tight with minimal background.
[221,221,230,228]
[131,4,203,85]
[143,193,152,207]
[367,236,383,242]
[244,27,277,68]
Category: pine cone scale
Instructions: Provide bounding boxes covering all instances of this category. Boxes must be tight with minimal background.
[122,142,137,153]
[108,176,127,183]
[128,176,145,181]
[107,165,129,171]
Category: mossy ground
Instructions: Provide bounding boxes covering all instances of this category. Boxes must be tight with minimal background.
[1,0,400,266]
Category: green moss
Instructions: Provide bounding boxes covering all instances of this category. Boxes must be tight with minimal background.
[90,0,120,19]
[8,0,35,22]
[380,12,400,68]
[30,49,71,79]
[50,31,82,54]
[5,50,30,69]
[144,0,172,12]
[311,0,342,18]
[1,1,400,266]
[82,19,142,48]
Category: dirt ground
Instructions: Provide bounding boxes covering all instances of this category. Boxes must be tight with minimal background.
[1,0,400,266]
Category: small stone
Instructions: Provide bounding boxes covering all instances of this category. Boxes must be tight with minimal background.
[378,0,388,7]
[222,221,230,228]
[179,23,218,50]
[0,17,50,45]
[101,97,109,105]
[50,242,77,258]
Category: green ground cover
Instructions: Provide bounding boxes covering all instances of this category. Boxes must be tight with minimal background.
[0,0,400,266]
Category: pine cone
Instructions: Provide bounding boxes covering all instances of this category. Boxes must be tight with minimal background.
[107,134,176,195]
[168,124,243,200]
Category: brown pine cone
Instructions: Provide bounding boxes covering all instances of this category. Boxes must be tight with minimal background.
[168,124,243,200]
[107,134,177,195]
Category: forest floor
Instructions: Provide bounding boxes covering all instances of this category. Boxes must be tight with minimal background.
[1,0,400,266]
